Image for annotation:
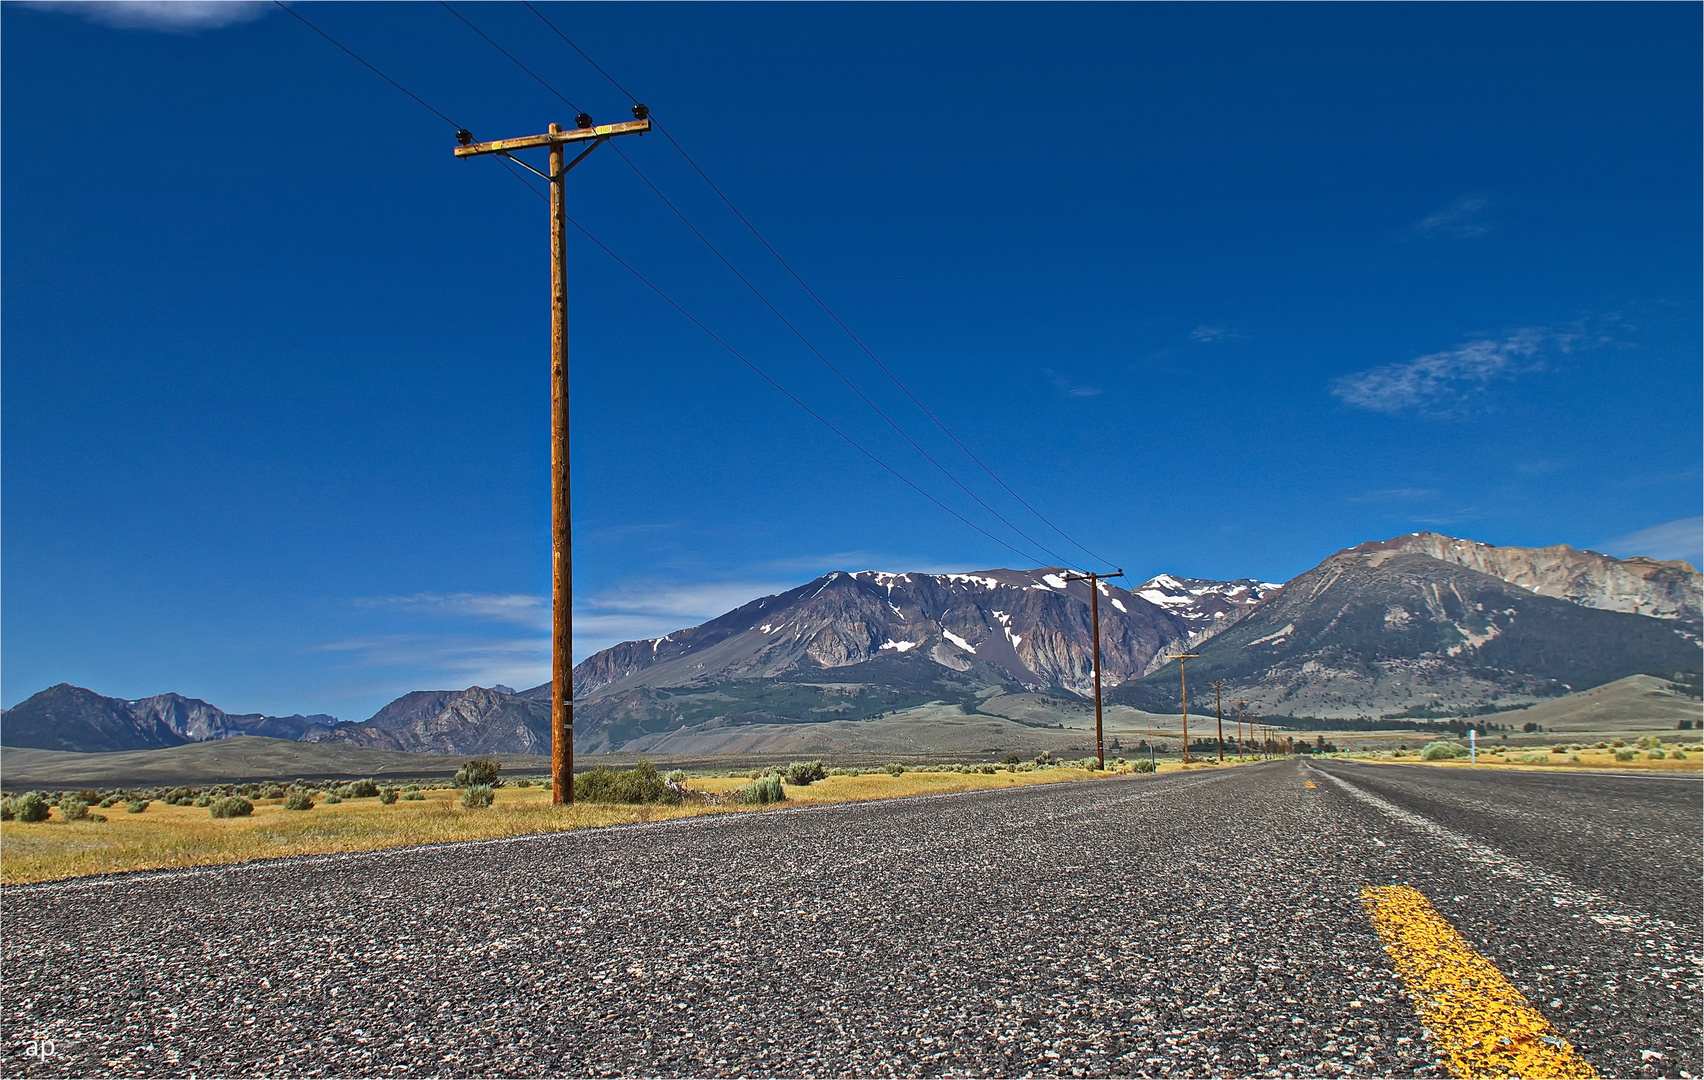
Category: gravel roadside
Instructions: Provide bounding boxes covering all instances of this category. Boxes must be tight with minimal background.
[4,759,1693,1077]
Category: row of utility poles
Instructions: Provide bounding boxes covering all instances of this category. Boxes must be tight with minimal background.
[452,112,1297,795]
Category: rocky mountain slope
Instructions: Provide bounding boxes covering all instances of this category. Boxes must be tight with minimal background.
[1111,547,1702,718]
[1131,575,1282,658]
[1,684,342,753]
[310,686,552,756]
[575,568,1195,701]
[11,532,1699,755]
[1356,533,1701,625]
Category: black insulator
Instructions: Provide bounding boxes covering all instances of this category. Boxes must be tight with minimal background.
[575,112,593,129]
[631,103,649,121]
[456,129,474,145]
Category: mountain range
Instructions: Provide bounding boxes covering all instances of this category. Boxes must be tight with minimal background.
[5,532,1698,754]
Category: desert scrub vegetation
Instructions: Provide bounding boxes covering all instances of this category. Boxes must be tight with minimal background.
[1421,740,1469,760]
[459,785,495,809]
[209,796,254,819]
[784,761,826,787]
[574,761,682,805]
[9,793,51,823]
[379,787,399,804]
[282,792,315,811]
[453,758,502,788]
[740,774,787,805]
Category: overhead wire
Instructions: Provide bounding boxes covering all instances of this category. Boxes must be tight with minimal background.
[521,1,1115,572]
[275,3,1056,569]
[449,4,1082,571]
[272,2,465,132]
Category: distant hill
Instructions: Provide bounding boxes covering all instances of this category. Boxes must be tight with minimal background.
[1,684,344,753]
[1110,547,1702,718]
[1496,674,1702,734]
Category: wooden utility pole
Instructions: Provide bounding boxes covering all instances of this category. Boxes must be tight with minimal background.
[1165,652,1198,763]
[453,110,652,804]
[1063,569,1124,769]
[1208,680,1228,762]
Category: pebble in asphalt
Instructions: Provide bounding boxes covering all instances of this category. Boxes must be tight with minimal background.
[3,759,1698,1077]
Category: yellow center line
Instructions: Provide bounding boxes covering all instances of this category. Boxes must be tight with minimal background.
[1304,780,1317,788]
[1361,885,1595,1079]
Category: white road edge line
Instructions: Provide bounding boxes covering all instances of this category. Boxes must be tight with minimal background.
[1313,763,1697,955]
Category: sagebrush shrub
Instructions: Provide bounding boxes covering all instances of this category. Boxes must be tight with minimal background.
[379,787,399,804]
[1421,741,1467,761]
[13,793,50,823]
[1671,749,1688,760]
[1132,760,1157,774]
[666,770,686,784]
[401,790,425,801]
[282,792,314,811]
[574,761,680,805]
[59,798,91,821]
[884,763,906,776]
[344,779,380,798]
[324,793,343,804]
[126,799,150,814]
[454,758,502,788]
[740,774,786,805]
[460,784,495,809]
[1647,750,1665,760]
[514,778,534,788]
[1614,749,1636,762]
[784,761,826,787]
[210,796,253,819]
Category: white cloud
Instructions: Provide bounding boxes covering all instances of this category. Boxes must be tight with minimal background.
[353,592,549,632]
[1190,326,1242,343]
[1405,196,1489,240]
[1596,517,1704,568]
[316,635,548,694]
[1346,488,1437,504]
[1042,368,1101,398]
[21,1,272,32]
[1331,330,1545,416]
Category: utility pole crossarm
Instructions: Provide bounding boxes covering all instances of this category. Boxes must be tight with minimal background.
[453,118,652,157]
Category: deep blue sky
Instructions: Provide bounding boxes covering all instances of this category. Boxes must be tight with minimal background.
[5,1,1699,718]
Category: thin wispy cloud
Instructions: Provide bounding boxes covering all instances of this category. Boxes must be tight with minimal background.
[316,635,548,693]
[1331,330,1546,416]
[1346,488,1437,504]
[1597,517,1704,568]
[354,592,550,632]
[1405,196,1490,240]
[1190,326,1242,343]
[21,1,272,32]
[1042,368,1102,398]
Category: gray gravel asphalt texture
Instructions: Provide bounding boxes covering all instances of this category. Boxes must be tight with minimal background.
[3,759,1699,1078]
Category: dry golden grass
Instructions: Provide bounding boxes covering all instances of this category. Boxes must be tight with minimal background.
[1,767,1133,885]
[1367,745,1701,774]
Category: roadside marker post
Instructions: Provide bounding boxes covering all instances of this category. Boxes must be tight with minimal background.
[1165,652,1198,763]
[452,111,654,805]
[1063,569,1124,769]
[1469,728,1476,764]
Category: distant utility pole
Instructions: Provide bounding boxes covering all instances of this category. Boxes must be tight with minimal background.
[1235,700,1248,761]
[452,109,653,805]
[1208,680,1228,762]
[1165,652,1198,763]
[1063,569,1124,768]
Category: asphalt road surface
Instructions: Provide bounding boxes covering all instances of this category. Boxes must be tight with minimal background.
[4,760,1699,1077]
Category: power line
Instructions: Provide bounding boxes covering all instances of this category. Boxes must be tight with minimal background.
[272,2,465,132]
[448,8,1082,571]
[438,3,584,116]
[274,11,1053,568]
[522,2,1115,572]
